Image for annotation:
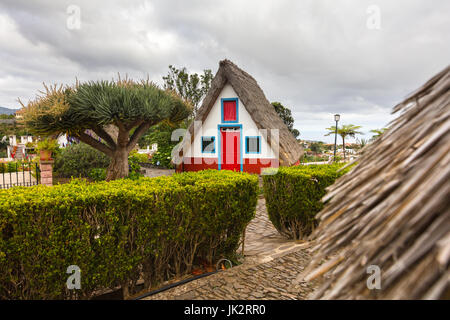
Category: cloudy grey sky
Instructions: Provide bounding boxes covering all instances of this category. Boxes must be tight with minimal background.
[0,0,449,142]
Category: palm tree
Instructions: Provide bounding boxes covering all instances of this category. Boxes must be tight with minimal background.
[370,128,388,141]
[354,138,369,152]
[359,137,369,147]
[325,124,363,161]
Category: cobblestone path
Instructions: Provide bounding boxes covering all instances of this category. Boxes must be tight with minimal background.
[143,197,315,300]
[241,197,309,263]
[144,250,315,300]
[143,167,175,178]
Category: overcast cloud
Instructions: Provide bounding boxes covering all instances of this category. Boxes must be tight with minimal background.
[0,0,449,142]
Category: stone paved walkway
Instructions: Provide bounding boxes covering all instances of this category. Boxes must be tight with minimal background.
[143,167,175,178]
[144,250,315,300]
[241,197,309,264]
[142,197,315,300]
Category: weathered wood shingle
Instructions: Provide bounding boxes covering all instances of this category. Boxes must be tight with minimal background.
[175,59,303,166]
[305,65,450,300]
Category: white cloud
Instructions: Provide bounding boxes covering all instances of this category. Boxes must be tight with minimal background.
[0,0,448,141]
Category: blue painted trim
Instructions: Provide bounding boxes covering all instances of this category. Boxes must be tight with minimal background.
[221,98,239,123]
[218,124,243,172]
[245,136,261,154]
[201,136,216,154]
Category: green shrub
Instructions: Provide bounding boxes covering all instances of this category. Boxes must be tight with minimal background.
[0,160,35,174]
[127,151,145,177]
[54,144,149,180]
[53,143,110,178]
[0,161,18,173]
[263,164,351,240]
[129,150,150,164]
[36,138,59,153]
[301,154,328,163]
[88,168,107,182]
[0,170,258,299]
[151,145,174,168]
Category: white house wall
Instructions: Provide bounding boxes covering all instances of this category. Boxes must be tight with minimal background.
[184,83,276,159]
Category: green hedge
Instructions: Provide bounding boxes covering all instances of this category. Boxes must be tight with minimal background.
[0,170,258,299]
[53,143,111,178]
[0,160,34,174]
[263,164,351,240]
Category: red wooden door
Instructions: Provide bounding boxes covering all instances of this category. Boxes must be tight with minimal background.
[221,127,241,171]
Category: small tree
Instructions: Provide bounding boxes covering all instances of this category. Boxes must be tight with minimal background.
[138,121,183,168]
[162,65,213,116]
[310,141,325,154]
[325,124,363,161]
[271,102,300,138]
[134,65,213,166]
[355,138,370,151]
[21,79,191,180]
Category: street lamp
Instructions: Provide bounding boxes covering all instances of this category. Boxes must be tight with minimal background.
[333,114,340,161]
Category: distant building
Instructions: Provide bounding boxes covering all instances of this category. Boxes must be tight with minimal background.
[14,108,24,119]
[6,135,33,160]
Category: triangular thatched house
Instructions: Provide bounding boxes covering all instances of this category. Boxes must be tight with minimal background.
[304,66,450,299]
[174,59,303,174]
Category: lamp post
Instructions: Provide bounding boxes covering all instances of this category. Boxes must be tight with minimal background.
[333,114,340,161]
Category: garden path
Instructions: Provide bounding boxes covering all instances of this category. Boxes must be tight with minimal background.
[142,167,175,178]
[142,197,314,300]
[241,197,309,263]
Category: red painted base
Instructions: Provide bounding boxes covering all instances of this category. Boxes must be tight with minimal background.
[243,158,279,174]
[176,157,279,174]
[176,157,218,173]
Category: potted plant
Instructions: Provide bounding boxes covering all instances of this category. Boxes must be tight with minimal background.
[37,138,59,161]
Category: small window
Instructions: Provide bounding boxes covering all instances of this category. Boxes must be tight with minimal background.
[246,136,261,154]
[221,98,238,123]
[201,136,215,153]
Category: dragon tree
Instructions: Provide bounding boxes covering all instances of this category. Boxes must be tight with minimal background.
[21,78,191,180]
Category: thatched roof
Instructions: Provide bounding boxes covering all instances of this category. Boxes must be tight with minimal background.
[303,66,450,299]
[176,59,303,166]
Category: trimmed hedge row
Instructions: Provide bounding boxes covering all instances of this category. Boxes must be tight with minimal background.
[263,164,351,240]
[0,170,258,299]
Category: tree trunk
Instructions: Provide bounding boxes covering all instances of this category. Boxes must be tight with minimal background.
[106,147,129,181]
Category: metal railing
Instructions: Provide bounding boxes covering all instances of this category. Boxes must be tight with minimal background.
[0,161,41,189]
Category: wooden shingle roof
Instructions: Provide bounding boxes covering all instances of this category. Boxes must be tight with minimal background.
[176,59,303,165]
[304,66,450,299]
